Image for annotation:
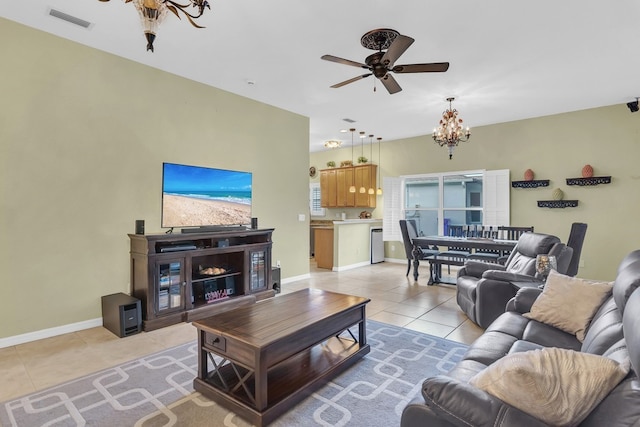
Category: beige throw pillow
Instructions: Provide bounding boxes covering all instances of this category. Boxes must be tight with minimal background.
[524,270,612,341]
[469,348,630,427]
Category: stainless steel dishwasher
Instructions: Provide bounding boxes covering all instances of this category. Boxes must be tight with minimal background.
[371,227,384,263]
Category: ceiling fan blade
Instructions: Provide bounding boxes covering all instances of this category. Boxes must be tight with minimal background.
[380,74,402,94]
[330,74,372,88]
[321,55,369,69]
[392,62,450,73]
[381,35,415,67]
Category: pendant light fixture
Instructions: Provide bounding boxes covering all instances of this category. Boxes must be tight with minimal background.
[368,135,375,195]
[349,128,356,193]
[376,137,383,195]
[359,131,366,194]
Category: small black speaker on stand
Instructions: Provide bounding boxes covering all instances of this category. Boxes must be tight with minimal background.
[135,220,145,235]
[251,217,258,229]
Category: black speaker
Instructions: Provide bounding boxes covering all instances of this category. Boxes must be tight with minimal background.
[135,219,145,235]
[271,266,281,293]
[251,217,258,229]
[102,293,142,338]
[627,101,639,113]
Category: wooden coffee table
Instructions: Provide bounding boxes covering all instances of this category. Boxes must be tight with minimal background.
[192,288,370,426]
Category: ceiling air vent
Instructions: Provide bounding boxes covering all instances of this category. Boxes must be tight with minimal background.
[48,8,93,29]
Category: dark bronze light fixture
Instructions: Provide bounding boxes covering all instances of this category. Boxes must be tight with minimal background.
[98,0,211,52]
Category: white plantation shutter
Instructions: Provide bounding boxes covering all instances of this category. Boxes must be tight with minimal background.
[309,183,325,216]
[383,176,402,241]
[483,169,510,226]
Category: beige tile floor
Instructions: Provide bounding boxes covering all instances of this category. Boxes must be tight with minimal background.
[0,260,482,403]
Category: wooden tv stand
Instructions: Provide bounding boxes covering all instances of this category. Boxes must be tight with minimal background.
[128,229,275,331]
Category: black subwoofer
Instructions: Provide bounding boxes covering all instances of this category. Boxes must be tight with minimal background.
[271,266,281,294]
[101,293,142,338]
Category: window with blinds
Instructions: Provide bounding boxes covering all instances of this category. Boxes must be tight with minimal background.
[309,183,325,216]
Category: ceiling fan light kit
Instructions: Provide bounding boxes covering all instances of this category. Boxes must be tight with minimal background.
[321,28,449,94]
[432,97,471,159]
[99,0,211,52]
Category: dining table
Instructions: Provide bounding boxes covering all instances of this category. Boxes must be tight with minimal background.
[412,236,518,283]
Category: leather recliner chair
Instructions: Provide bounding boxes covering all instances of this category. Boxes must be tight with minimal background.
[456,232,573,328]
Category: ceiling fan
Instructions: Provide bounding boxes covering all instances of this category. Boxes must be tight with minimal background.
[321,28,449,94]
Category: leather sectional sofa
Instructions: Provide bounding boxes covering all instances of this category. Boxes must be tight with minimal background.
[401,250,640,427]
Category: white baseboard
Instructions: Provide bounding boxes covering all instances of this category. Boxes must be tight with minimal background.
[0,317,103,349]
[281,273,311,284]
[333,261,371,272]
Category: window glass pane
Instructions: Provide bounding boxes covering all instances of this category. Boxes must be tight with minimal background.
[443,174,483,208]
[405,177,439,209]
[443,210,483,235]
[405,210,438,237]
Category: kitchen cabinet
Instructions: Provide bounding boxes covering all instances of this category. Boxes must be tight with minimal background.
[336,167,355,207]
[314,227,334,269]
[320,169,337,207]
[354,165,377,207]
[320,165,376,208]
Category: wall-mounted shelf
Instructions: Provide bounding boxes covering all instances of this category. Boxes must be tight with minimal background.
[566,176,611,186]
[537,200,579,208]
[511,179,550,188]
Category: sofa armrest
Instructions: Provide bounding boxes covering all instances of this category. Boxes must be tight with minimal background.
[421,376,548,427]
[459,260,506,278]
[482,270,541,283]
[510,287,543,313]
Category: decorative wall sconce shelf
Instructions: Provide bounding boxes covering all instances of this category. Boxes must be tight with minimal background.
[537,200,579,208]
[511,179,550,188]
[565,176,611,186]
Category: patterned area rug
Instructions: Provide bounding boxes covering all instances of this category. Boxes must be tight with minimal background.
[0,320,467,427]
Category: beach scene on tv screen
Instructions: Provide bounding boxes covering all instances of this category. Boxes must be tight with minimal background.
[162,163,252,227]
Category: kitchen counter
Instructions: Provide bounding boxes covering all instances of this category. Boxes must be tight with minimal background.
[312,219,382,271]
[332,219,382,224]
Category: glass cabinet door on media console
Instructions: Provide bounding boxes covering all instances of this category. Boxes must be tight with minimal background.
[250,250,268,292]
[155,258,186,315]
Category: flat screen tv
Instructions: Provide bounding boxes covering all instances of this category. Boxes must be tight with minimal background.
[161,162,252,229]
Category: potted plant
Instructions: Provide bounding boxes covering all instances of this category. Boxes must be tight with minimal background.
[326,161,336,168]
[357,156,368,164]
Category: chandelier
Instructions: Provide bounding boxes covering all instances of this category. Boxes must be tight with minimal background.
[432,97,471,159]
[99,0,211,52]
[324,139,342,149]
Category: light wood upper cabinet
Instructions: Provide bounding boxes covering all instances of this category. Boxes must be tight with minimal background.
[320,165,376,208]
[320,169,337,207]
[336,167,355,207]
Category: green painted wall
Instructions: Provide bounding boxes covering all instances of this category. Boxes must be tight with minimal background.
[0,19,310,338]
[311,105,640,281]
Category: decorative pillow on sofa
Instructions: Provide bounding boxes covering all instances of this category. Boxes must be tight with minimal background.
[469,347,630,427]
[523,269,612,341]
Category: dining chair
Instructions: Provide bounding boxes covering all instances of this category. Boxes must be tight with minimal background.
[468,226,502,263]
[399,219,439,277]
[438,224,471,274]
[565,222,588,277]
[497,225,535,240]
